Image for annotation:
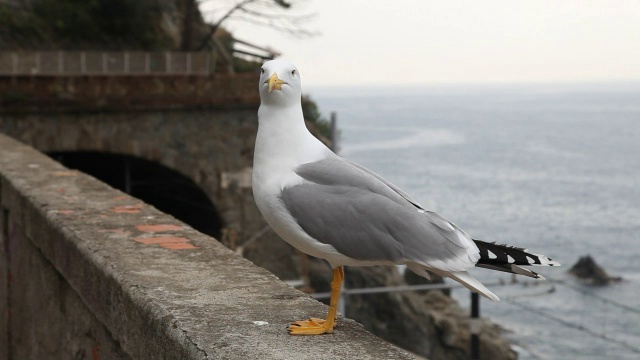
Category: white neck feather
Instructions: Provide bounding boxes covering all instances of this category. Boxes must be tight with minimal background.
[253,103,332,191]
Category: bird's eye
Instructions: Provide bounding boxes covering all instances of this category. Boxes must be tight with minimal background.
[261,68,265,74]
[291,69,296,76]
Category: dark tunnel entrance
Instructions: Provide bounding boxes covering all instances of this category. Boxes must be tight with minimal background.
[49,151,223,239]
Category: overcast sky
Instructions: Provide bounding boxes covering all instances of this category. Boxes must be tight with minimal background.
[201,0,640,88]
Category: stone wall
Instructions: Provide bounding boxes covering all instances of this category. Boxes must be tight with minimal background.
[0,107,267,249]
[0,133,415,360]
[0,74,259,111]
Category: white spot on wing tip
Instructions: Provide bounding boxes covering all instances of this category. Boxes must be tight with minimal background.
[507,255,515,263]
[526,256,536,264]
[487,250,497,259]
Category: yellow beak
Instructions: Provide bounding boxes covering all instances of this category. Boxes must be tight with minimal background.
[268,72,285,93]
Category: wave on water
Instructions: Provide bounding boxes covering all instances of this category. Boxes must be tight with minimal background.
[342,128,465,154]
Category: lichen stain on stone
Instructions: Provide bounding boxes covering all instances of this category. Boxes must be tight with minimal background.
[112,204,143,213]
[135,236,189,245]
[160,242,199,250]
[136,224,183,232]
[134,235,199,250]
[98,228,130,236]
[52,171,79,177]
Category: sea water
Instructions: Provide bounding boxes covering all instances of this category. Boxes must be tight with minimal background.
[314,82,640,360]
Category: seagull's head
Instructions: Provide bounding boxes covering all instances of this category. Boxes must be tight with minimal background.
[258,59,302,106]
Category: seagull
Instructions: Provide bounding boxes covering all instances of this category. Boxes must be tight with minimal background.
[252,59,560,335]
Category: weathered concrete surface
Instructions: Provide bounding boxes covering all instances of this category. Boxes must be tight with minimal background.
[0,133,415,359]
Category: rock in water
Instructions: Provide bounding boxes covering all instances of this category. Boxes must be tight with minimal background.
[568,255,621,285]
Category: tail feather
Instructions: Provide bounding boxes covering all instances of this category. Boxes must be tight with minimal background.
[476,263,545,279]
[406,240,559,302]
[427,267,500,302]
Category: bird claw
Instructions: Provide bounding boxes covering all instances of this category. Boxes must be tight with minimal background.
[288,317,334,335]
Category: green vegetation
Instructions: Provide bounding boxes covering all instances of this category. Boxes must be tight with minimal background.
[37,0,163,49]
[302,95,334,141]
[0,0,172,50]
[0,4,47,46]
[1,89,29,105]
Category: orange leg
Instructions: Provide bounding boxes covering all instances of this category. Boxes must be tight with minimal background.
[288,266,344,335]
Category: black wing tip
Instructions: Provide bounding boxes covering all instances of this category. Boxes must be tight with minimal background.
[474,239,560,267]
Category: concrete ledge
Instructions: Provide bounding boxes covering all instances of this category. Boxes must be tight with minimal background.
[0,133,415,359]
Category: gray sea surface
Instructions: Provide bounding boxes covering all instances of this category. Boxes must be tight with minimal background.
[313,82,640,360]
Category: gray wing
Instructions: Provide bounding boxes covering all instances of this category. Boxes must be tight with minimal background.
[279,156,478,271]
[345,159,425,210]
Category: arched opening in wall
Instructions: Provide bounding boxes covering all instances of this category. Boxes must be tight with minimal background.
[48,151,223,239]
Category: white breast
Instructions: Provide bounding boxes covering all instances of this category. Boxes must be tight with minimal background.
[252,104,348,264]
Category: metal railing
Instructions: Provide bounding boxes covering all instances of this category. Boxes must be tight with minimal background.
[0,51,215,76]
[305,275,640,359]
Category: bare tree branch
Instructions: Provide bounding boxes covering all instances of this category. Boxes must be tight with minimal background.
[229,15,318,37]
[236,6,315,22]
[196,0,316,50]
